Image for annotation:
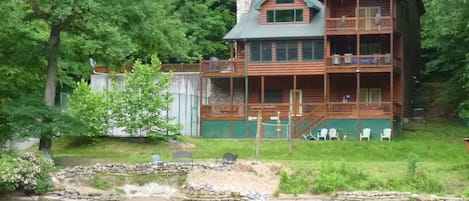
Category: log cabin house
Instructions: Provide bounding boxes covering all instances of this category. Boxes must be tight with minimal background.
[199,0,424,140]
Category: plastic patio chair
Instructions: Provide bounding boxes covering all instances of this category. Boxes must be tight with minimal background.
[360,128,371,141]
[381,128,392,141]
[329,128,339,140]
[317,128,328,141]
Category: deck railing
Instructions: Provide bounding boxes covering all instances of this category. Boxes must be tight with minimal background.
[326,54,393,67]
[201,102,393,119]
[201,103,244,118]
[326,102,357,116]
[200,59,244,75]
[326,16,392,33]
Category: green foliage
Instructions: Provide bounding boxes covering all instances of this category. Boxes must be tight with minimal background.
[0,152,54,195]
[68,55,180,140]
[406,153,419,178]
[6,96,87,139]
[312,162,380,194]
[176,0,236,60]
[401,153,445,194]
[422,0,469,117]
[279,169,310,195]
[113,55,180,137]
[457,100,469,119]
[68,81,111,136]
[92,173,111,190]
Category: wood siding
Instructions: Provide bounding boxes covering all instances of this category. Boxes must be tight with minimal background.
[259,0,311,24]
[248,62,325,76]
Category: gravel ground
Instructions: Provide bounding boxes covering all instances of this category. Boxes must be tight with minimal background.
[187,161,282,197]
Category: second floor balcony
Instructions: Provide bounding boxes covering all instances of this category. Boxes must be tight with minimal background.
[326,16,393,35]
[325,54,400,73]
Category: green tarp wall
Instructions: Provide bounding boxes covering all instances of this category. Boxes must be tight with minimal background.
[201,119,391,140]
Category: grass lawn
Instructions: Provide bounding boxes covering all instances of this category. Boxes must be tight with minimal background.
[51,120,469,196]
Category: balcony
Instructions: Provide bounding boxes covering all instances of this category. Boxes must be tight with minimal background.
[200,59,245,77]
[326,16,393,35]
[201,102,393,120]
[326,54,394,73]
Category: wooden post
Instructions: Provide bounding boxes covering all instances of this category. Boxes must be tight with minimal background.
[293,75,297,116]
[230,76,234,138]
[255,111,262,159]
[199,76,203,137]
[276,111,281,139]
[356,72,361,138]
[288,111,292,155]
[261,76,265,119]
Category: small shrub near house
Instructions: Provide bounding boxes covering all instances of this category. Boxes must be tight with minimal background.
[0,152,54,195]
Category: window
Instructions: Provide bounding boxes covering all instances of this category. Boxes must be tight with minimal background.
[276,41,298,61]
[360,43,381,55]
[302,40,324,61]
[276,0,294,4]
[250,41,272,62]
[266,9,303,23]
[263,90,283,103]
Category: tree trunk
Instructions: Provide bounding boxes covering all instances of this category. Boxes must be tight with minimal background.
[40,26,61,160]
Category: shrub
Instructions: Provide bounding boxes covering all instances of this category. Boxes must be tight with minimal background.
[279,169,310,195]
[0,152,54,194]
[312,162,381,194]
[403,153,445,194]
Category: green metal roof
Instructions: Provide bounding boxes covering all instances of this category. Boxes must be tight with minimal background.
[223,0,324,40]
[254,0,321,11]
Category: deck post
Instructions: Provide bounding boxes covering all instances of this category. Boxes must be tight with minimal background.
[230,76,234,138]
[199,75,203,137]
[356,72,361,138]
[244,40,249,138]
[261,76,265,119]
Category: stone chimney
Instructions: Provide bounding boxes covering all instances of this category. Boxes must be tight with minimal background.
[237,0,252,22]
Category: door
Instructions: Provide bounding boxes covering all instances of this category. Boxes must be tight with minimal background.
[360,88,381,106]
[358,7,381,30]
[290,89,302,115]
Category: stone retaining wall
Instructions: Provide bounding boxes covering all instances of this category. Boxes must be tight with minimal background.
[43,163,467,201]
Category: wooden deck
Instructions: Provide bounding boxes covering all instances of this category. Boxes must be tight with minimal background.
[326,16,393,35]
[201,102,393,120]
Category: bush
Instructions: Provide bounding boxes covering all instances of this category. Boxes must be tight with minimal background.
[279,169,310,195]
[0,152,54,195]
[312,162,381,194]
[403,153,445,194]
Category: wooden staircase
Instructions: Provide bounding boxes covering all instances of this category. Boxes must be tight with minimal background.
[292,105,326,139]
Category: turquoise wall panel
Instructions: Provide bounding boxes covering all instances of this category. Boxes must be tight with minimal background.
[360,119,392,141]
[263,120,289,139]
[326,119,358,140]
[201,121,230,138]
[232,121,247,138]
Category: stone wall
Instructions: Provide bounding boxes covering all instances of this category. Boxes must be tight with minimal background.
[37,163,468,201]
[209,78,245,104]
[236,0,252,22]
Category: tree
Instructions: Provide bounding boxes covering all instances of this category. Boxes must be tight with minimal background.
[4,0,189,156]
[113,56,180,137]
[176,0,236,61]
[67,81,111,137]
[68,56,180,139]
[6,97,86,157]
[421,0,469,115]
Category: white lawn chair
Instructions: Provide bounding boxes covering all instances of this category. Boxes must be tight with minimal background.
[360,128,371,141]
[381,128,392,141]
[317,128,328,141]
[329,128,339,140]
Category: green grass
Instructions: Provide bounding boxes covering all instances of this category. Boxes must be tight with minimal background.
[50,120,469,195]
